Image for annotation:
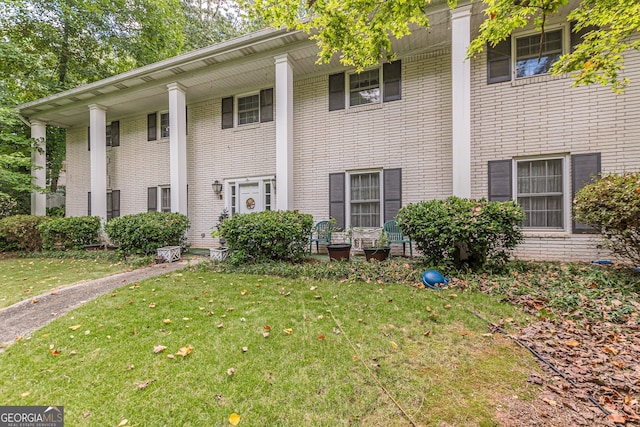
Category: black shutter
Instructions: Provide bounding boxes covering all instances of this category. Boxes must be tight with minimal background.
[221,97,234,129]
[383,168,402,222]
[329,173,346,229]
[328,73,345,111]
[147,187,157,212]
[110,121,120,147]
[88,192,91,216]
[147,113,157,141]
[572,153,601,233]
[260,88,273,122]
[88,127,91,151]
[112,190,120,219]
[487,37,511,84]
[488,160,512,201]
[571,22,597,52]
[383,61,402,102]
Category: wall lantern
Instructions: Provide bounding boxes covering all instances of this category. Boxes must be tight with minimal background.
[212,180,223,199]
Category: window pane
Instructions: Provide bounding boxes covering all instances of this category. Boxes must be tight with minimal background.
[161,188,171,212]
[350,172,380,227]
[238,94,259,125]
[517,159,563,228]
[515,30,563,78]
[349,69,380,106]
[160,113,169,138]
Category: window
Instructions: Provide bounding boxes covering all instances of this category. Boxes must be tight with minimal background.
[221,89,273,129]
[328,60,401,111]
[515,29,563,78]
[160,187,171,212]
[329,169,402,229]
[487,27,567,83]
[238,94,260,125]
[88,121,119,150]
[350,172,381,227]
[516,158,564,229]
[107,190,120,220]
[349,69,380,107]
[147,186,171,212]
[147,112,169,141]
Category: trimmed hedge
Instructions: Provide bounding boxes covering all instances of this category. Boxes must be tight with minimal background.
[38,216,102,250]
[104,211,190,256]
[0,215,49,252]
[219,210,313,264]
[396,197,524,268]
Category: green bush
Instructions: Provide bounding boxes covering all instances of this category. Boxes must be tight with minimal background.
[0,215,49,252]
[396,197,524,268]
[574,172,640,265]
[104,211,190,256]
[38,216,102,250]
[220,210,313,264]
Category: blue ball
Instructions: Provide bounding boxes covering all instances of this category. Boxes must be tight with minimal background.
[422,270,449,290]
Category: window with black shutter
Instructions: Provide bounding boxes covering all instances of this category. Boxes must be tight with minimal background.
[488,160,513,201]
[328,73,345,111]
[383,168,402,222]
[329,173,346,229]
[221,97,234,129]
[571,153,601,233]
[383,61,402,102]
[147,113,157,141]
[260,88,273,122]
[487,38,512,84]
[147,187,158,211]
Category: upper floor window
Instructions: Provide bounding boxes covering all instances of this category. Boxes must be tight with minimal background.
[147,112,169,141]
[487,26,570,83]
[329,60,401,111]
[515,29,563,78]
[221,89,273,129]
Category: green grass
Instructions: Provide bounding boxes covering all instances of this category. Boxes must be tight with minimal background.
[0,254,132,309]
[0,267,536,426]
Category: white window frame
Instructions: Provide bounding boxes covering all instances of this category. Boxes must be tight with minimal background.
[159,185,171,213]
[225,175,276,215]
[513,24,570,79]
[513,155,570,231]
[236,92,260,126]
[347,67,382,108]
[159,111,170,139]
[346,169,383,228]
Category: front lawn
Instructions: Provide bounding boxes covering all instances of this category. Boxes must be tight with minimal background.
[0,253,132,309]
[0,267,535,426]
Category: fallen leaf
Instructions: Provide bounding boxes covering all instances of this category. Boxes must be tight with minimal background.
[603,346,619,355]
[262,332,270,338]
[318,334,326,340]
[310,286,318,291]
[444,304,452,309]
[50,349,60,356]
[148,303,156,308]
[153,345,167,354]
[70,350,78,355]
[352,355,359,361]
[423,331,431,337]
[20,391,30,398]
[607,412,627,424]
[542,397,557,407]
[448,294,458,298]
[564,339,580,348]
[283,328,293,335]
[69,325,82,331]
[163,319,172,324]
[241,289,248,295]
[31,298,39,304]
[217,323,224,328]
[176,345,193,357]
[135,379,155,390]
[229,413,241,426]
[116,419,128,426]
[167,354,175,359]
[390,341,399,349]
[242,346,248,353]
[264,325,271,331]
[227,367,235,376]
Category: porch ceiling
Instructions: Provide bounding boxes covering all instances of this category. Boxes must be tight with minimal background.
[17,5,452,128]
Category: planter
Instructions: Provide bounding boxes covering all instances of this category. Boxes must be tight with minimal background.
[210,247,229,262]
[327,243,352,261]
[363,247,391,262]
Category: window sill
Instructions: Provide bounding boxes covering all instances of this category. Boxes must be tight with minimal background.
[233,123,261,132]
[512,72,567,87]
[346,102,383,114]
[523,230,570,239]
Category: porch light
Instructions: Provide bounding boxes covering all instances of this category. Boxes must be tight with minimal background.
[212,180,223,199]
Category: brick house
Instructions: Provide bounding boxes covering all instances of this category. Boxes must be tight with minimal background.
[17,2,640,261]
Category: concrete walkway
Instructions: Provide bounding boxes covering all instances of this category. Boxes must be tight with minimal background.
[0,258,202,349]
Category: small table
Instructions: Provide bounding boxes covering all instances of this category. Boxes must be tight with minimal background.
[157,246,181,263]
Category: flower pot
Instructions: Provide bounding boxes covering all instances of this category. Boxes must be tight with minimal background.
[327,243,352,261]
[363,247,391,262]
[210,247,229,261]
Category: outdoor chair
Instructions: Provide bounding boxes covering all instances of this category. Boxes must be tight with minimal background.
[383,220,413,259]
[309,220,333,253]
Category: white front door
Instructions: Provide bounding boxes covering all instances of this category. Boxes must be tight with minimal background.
[238,183,262,214]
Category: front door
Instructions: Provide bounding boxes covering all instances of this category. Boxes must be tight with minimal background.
[238,183,261,214]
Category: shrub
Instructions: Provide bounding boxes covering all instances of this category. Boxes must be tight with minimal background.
[220,210,313,264]
[396,197,524,268]
[0,215,49,252]
[104,211,190,256]
[574,172,640,265]
[38,216,102,250]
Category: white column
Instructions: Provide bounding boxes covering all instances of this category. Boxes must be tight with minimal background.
[451,5,473,198]
[30,120,47,216]
[88,104,107,223]
[167,83,188,215]
[275,53,294,211]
